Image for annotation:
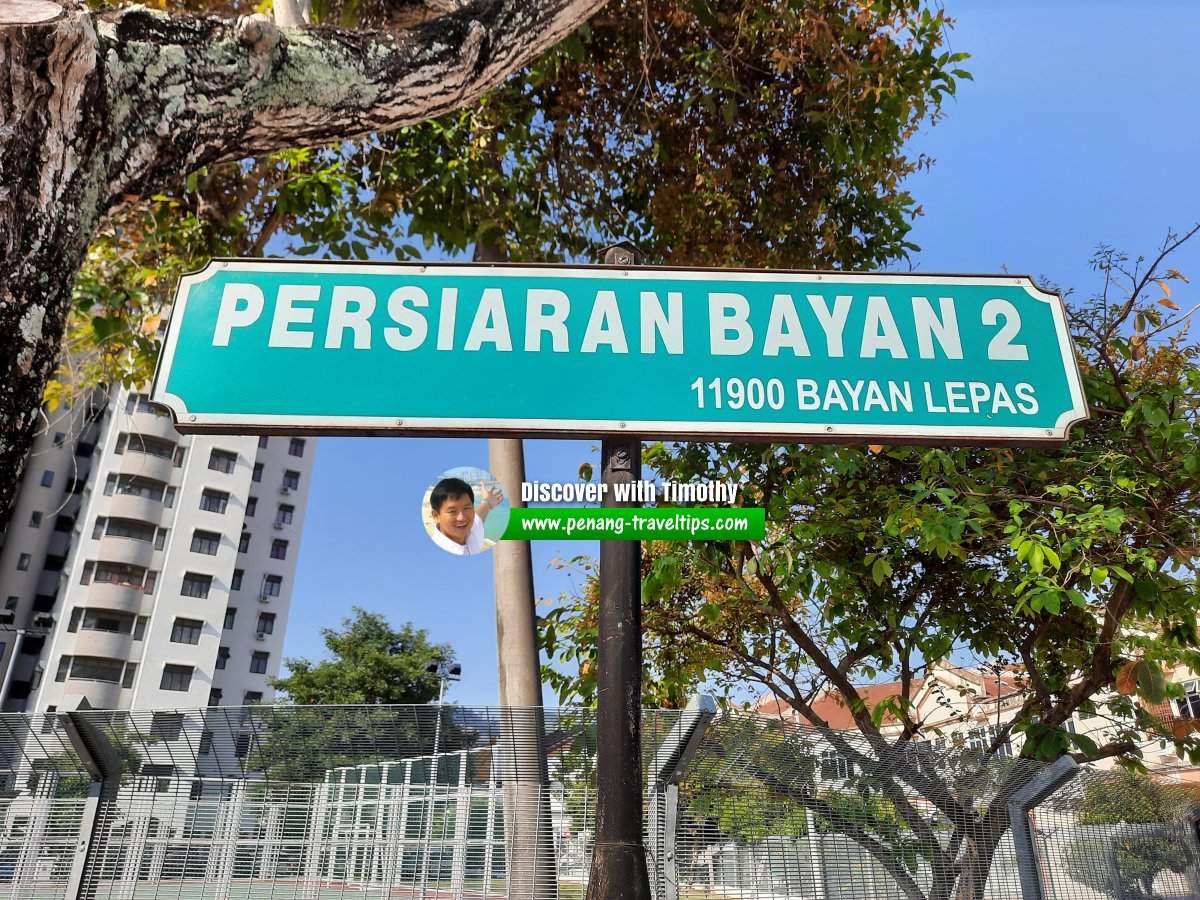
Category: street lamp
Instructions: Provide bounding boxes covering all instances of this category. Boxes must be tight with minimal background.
[420,659,460,898]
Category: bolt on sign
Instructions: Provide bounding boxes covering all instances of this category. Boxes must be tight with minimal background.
[152,260,1088,444]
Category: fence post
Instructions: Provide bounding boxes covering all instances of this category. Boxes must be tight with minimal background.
[647,695,718,900]
[62,710,126,900]
[1006,756,1078,900]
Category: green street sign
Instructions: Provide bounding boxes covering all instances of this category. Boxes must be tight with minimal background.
[152,259,1088,444]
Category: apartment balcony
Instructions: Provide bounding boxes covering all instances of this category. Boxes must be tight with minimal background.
[63,680,123,709]
[96,535,155,569]
[70,628,135,661]
[87,582,148,614]
[118,449,173,483]
[108,491,162,523]
[128,408,179,442]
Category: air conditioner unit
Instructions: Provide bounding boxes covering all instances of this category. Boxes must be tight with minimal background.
[272,522,284,530]
[255,632,266,641]
[258,595,271,604]
[279,486,291,496]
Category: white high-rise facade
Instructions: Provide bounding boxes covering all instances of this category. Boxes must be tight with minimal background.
[0,386,313,713]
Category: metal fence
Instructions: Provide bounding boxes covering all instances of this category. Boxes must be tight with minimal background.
[0,703,1196,900]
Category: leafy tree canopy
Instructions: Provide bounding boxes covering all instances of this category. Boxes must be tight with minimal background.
[542,229,1200,765]
[58,0,966,397]
[538,231,1200,899]
[271,607,452,704]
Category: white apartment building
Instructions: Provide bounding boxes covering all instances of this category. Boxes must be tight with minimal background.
[0,386,314,714]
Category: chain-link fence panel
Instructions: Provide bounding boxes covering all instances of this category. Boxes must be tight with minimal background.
[670,712,1054,900]
[0,706,1196,900]
[1030,768,1200,900]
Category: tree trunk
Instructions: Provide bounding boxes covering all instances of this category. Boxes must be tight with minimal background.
[0,0,607,524]
[0,10,109,524]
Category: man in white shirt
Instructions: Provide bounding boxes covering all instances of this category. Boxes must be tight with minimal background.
[429,477,503,556]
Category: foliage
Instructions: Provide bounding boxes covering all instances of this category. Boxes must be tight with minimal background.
[270,607,451,704]
[538,230,1200,898]
[1065,775,1200,899]
[29,722,148,798]
[58,0,966,400]
[251,609,471,781]
[1076,772,1200,826]
[543,229,1200,763]
[246,704,478,782]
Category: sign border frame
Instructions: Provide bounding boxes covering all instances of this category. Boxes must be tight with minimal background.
[152,258,1090,447]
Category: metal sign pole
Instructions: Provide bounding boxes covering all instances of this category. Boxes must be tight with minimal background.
[586,242,652,900]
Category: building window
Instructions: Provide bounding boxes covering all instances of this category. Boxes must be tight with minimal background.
[81,610,136,634]
[163,487,176,509]
[243,691,263,705]
[258,435,269,449]
[190,530,221,555]
[820,750,855,781]
[223,608,237,629]
[262,575,282,598]
[246,497,257,517]
[170,618,203,645]
[55,515,74,532]
[55,657,70,682]
[288,438,305,457]
[234,734,252,758]
[16,554,31,571]
[199,731,214,754]
[106,518,156,543]
[41,470,54,487]
[200,490,229,513]
[270,539,288,560]
[238,533,250,553]
[149,712,184,741]
[250,651,269,675]
[208,449,237,474]
[215,647,230,670]
[173,447,186,468]
[966,725,1013,758]
[282,470,300,491]
[1177,680,1200,718]
[208,688,223,707]
[53,431,65,446]
[252,463,263,483]
[181,573,212,599]
[113,475,164,504]
[160,665,193,692]
[256,612,276,634]
[93,562,145,587]
[134,617,148,640]
[231,569,243,591]
[5,596,18,610]
[43,554,65,572]
[71,657,126,683]
[121,663,137,688]
[128,434,175,459]
[276,504,295,526]
[29,511,42,528]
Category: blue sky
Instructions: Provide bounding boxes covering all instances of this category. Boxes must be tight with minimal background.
[284,0,1200,707]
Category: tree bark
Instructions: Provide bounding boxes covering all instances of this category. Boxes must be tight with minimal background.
[0,0,606,522]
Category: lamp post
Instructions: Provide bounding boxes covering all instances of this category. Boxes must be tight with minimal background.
[420,659,460,898]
